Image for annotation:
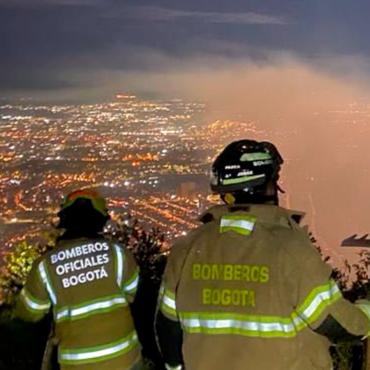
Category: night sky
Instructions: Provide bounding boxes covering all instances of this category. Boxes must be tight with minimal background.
[1,0,370,100]
[1,1,370,261]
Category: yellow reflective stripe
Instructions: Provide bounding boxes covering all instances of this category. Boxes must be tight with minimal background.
[59,331,138,365]
[179,312,299,338]
[222,174,265,185]
[296,279,341,325]
[178,280,341,338]
[123,268,139,294]
[38,261,57,305]
[159,285,177,320]
[20,288,51,313]
[55,294,128,323]
[220,215,256,236]
[113,244,124,288]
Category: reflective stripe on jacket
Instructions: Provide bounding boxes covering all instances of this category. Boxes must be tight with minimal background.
[158,204,370,370]
[16,238,140,370]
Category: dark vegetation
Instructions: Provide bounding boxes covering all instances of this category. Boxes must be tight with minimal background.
[0,223,369,369]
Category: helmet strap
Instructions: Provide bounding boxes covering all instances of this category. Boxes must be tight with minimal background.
[222,182,279,206]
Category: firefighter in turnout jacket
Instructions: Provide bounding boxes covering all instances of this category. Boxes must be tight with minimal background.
[16,189,141,370]
[155,140,370,370]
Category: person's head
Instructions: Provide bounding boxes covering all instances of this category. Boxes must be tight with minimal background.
[57,189,110,237]
[210,140,284,205]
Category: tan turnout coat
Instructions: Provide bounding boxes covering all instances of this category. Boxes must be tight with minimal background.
[16,237,140,370]
[158,204,370,370]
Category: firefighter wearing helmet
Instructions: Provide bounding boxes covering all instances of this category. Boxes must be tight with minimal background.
[16,189,142,370]
[155,140,370,370]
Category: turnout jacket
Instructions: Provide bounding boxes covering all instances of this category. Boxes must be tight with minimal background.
[16,237,140,370]
[157,204,370,370]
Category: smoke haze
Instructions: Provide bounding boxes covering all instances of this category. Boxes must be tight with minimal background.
[110,55,370,265]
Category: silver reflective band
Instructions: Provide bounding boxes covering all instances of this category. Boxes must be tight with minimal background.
[165,364,183,370]
[162,294,176,310]
[220,218,255,232]
[21,289,50,311]
[114,244,124,288]
[181,317,296,335]
[60,332,138,363]
[38,261,57,305]
[56,296,127,322]
[159,287,177,319]
[179,281,341,338]
[124,273,139,294]
[299,283,340,320]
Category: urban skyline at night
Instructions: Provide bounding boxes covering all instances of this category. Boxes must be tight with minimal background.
[1,0,370,268]
[1,91,370,269]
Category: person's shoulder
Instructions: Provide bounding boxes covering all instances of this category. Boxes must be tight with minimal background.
[276,225,323,266]
[168,224,209,260]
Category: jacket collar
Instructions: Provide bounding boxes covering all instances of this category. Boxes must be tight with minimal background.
[199,204,305,228]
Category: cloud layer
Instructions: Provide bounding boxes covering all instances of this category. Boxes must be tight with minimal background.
[117,6,287,25]
[100,55,369,263]
[0,0,102,6]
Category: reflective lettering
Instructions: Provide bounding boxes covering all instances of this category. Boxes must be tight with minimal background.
[56,265,65,276]
[202,288,255,307]
[192,263,269,283]
[60,267,109,289]
[224,265,233,280]
[241,265,250,281]
[260,266,269,283]
[66,249,76,259]
[251,266,260,282]
[51,242,111,290]
[51,242,111,264]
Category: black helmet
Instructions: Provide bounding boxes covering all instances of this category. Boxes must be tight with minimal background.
[59,189,108,216]
[210,140,283,196]
[57,189,110,233]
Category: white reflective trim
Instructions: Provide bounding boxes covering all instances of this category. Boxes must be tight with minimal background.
[114,244,124,288]
[292,315,305,328]
[56,297,127,321]
[38,261,57,305]
[124,273,139,293]
[162,294,176,310]
[165,364,183,370]
[57,308,70,321]
[21,289,50,311]
[159,285,164,296]
[300,284,340,320]
[181,317,295,333]
[220,218,255,232]
[60,333,138,362]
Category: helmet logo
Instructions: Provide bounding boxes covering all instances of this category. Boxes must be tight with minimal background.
[253,159,273,167]
[238,170,253,176]
[225,165,241,170]
[240,152,272,162]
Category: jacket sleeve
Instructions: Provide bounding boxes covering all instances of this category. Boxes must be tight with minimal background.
[284,231,370,338]
[122,249,139,303]
[155,239,188,368]
[15,258,51,322]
